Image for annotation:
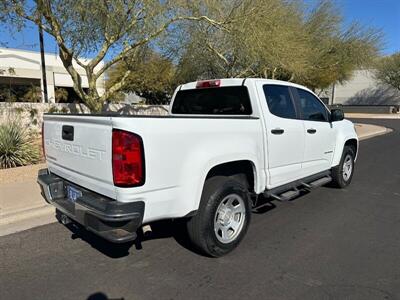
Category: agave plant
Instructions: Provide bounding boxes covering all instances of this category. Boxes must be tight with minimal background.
[0,120,40,169]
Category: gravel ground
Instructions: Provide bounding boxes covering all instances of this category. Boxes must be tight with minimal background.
[0,136,44,185]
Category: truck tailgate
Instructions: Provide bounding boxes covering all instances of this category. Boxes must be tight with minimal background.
[43,114,115,198]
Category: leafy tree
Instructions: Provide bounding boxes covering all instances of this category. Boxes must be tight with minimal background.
[1,0,382,102]
[299,1,382,90]
[106,47,175,104]
[1,0,228,112]
[175,0,381,91]
[375,52,400,91]
[175,0,300,80]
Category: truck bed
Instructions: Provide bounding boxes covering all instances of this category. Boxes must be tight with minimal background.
[43,113,264,222]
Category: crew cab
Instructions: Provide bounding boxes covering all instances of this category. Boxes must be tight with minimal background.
[37,78,358,257]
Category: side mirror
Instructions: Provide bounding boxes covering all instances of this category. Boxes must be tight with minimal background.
[330,109,344,122]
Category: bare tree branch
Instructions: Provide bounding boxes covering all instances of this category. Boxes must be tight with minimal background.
[94,15,226,79]
[98,69,132,103]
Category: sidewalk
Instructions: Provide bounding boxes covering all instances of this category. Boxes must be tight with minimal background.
[0,122,393,238]
[0,163,55,236]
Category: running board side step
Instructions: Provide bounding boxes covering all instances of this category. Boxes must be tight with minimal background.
[263,171,332,203]
[305,175,332,189]
[270,189,300,202]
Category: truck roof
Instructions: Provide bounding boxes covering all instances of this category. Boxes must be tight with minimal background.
[179,78,315,94]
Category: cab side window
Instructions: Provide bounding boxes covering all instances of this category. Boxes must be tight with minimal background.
[263,85,296,119]
[297,89,329,122]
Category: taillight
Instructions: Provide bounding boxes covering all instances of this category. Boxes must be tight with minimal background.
[112,129,145,187]
[41,122,45,158]
[196,79,221,88]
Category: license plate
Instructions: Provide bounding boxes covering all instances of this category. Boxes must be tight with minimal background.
[66,185,82,202]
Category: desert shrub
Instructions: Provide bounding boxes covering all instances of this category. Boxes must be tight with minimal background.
[60,106,70,114]
[22,85,42,102]
[47,106,59,113]
[55,87,69,103]
[0,120,40,169]
[29,108,39,125]
[0,88,17,102]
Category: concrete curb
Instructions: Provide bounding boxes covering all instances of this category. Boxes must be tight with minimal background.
[355,124,393,141]
[0,205,56,237]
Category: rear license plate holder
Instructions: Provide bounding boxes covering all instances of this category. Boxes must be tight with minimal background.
[66,185,82,202]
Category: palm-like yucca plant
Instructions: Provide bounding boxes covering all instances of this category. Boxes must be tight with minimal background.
[0,119,40,169]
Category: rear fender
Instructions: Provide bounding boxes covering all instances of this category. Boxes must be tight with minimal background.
[186,155,263,214]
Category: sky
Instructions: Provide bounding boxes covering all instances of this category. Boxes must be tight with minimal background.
[0,0,399,56]
[335,0,400,54]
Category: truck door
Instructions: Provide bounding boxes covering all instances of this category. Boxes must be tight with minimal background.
[292,87,336,177]
[256,83,305,188]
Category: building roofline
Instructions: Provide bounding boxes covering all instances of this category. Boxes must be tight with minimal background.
[0,46,58,56]
[0,46,92,61]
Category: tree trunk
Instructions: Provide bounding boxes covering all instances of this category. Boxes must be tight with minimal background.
[271,67,277,79]
[85,74,102,112]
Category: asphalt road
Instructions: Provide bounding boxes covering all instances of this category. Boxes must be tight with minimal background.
[1,119,399,300]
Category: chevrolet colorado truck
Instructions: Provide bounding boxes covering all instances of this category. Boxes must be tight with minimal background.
[37,78,358,257]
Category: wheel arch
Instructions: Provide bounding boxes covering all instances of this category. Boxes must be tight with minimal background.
[189,158,261,213]
[205,160,257,193]
[344,138,358,158]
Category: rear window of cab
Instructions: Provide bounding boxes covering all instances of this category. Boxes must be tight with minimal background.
[171,86,252,115]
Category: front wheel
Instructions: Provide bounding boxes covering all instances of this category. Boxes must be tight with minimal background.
[331,145,356,188]
[186,176,251,257]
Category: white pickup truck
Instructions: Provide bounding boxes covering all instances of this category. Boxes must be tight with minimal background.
[38,78,358,257]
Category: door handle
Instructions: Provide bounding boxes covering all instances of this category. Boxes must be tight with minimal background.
[307,128,317,134]
[271,128,284,135]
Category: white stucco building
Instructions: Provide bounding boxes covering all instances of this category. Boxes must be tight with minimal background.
[0,47,105,103]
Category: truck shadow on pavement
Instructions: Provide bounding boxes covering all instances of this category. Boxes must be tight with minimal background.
[61,196,281,258]
[87,292,125,300]
[62,218,202,258]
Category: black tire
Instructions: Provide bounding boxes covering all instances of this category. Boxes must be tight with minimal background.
[331,145,356,188]
[186,176,251,257]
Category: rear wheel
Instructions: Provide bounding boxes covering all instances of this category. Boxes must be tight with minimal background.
[331,146,356,188]
[187,176,251,257]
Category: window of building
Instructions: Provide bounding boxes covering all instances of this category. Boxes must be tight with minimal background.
[0,77,41,102]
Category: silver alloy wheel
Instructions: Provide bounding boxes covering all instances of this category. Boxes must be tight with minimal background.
[214,194,246,244]
[342,154,353,181]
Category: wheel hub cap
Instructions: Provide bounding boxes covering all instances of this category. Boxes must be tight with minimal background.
[342,154,353,181]
[214,194,246,244]
[218,208,234,226]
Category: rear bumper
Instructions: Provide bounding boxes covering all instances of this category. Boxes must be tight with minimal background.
[37,169,144,243]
